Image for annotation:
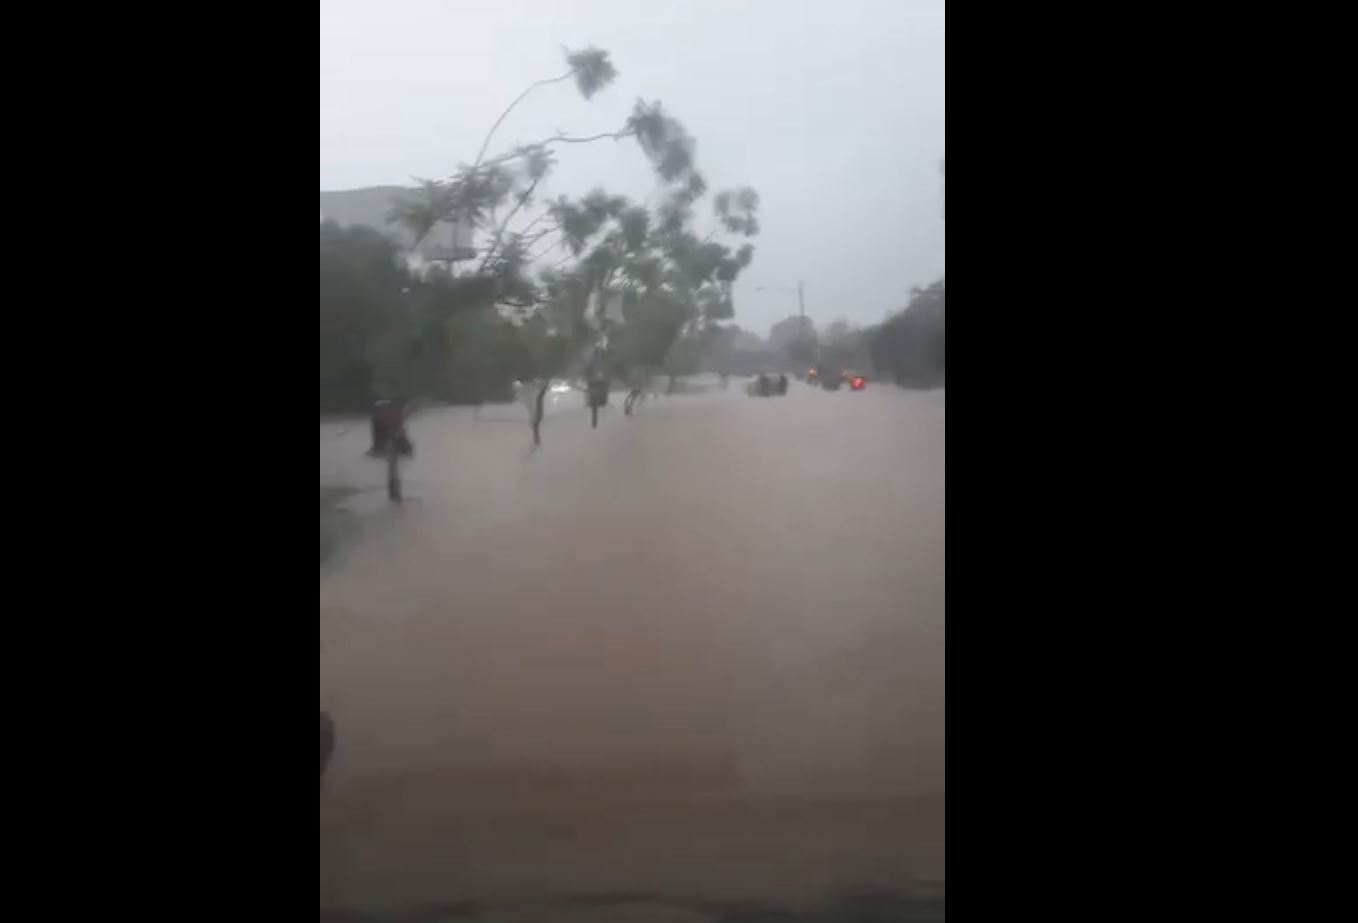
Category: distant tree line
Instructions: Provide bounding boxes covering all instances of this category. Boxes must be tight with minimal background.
[756,278,945,388]
[868,279,944,388]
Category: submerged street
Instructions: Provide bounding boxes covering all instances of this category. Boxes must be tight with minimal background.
[320,380,945,915]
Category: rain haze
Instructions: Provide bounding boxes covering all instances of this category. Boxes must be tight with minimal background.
[320,0,945,336]
[321,2,944,919]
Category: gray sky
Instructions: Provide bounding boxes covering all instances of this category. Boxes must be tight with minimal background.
[320,0,944,337]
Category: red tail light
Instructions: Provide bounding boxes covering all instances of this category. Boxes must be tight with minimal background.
[851,377,865,388]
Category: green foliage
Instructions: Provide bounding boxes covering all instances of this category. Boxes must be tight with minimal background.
[868,279,945,387]
[512,103,761,387]
[319,222,404,409]
[564,47,618,99]
[628,100,696,182]
[385,180,446,248]
[786,337,818,368]
[321,45,762,418]
[769,315,817,367]
[714,187,761,236]
[819,319,871,373]
[319,222,524,411]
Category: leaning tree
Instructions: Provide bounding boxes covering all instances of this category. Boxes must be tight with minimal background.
[387,47,760,445]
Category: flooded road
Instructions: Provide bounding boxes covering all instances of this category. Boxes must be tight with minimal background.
[320,381,945,916]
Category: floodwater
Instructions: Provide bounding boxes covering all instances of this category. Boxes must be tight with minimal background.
[320,380,945,918]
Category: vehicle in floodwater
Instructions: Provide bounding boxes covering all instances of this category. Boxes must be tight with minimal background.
[747,373,788,397]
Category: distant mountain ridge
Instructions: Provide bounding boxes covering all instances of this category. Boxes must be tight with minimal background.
[319,187,414,244]
[320,187,472,255]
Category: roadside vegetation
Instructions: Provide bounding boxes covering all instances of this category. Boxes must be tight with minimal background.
[320,46,761,441]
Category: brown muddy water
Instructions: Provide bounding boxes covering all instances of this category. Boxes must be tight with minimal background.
[320,382,944,918]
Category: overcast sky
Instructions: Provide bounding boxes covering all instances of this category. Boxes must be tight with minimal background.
[321,0,944,337]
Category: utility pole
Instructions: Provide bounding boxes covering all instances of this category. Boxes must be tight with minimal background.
[755,281,813,361]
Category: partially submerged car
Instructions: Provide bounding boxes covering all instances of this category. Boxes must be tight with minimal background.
[747,373,789,396]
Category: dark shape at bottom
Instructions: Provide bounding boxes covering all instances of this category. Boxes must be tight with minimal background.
[320,710,335,785]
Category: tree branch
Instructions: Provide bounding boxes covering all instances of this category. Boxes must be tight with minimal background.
[481,129,635,169]
[523,225,560,250]
[520,224,559,247]
[541,130,634,146]
[526,231,564,264]
[473,69,574,169]
[478,175,543,272]
[515,210,558,240]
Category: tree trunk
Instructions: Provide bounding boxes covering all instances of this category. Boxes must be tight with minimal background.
[531,381,548,446]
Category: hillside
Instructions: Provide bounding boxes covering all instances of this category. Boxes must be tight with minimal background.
[319,187,471,255]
